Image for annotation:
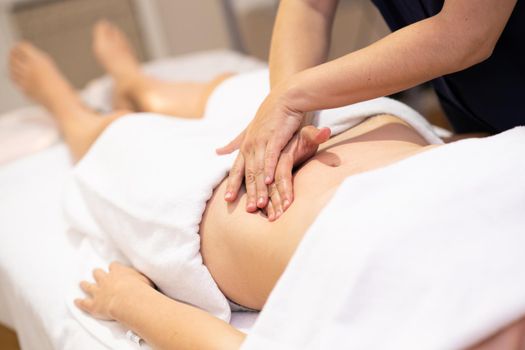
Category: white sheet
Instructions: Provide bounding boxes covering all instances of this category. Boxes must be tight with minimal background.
[0,145,104,350]
[243,127,525,350]
[0,50,264,350]
[0,146,257,350]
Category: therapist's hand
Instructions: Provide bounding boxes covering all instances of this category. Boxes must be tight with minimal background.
[216,90,305,212]
[264,125,331,221]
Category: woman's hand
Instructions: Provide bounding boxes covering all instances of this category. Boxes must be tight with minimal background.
[75,262,154,321]
[216,89,305,212]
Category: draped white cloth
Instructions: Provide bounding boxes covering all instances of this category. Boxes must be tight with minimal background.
[64,69,441,347]
[243,127,525,350]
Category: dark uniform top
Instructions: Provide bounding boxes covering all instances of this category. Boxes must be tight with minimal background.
[371,0,524,133]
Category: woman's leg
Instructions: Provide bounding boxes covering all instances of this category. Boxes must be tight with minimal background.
[9,39,231,161]
[92,20,232,118]
[9,42,126,161]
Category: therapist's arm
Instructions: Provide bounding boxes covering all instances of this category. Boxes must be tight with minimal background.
[219,0,339,215]
[265,1,339,217]
[219,0,516,216]
[281,0,517,112]
[76,262,244,350]
[269,0,339,88]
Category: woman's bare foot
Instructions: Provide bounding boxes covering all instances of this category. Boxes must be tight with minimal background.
[9,42,82,118]
[92,20,141,110]
[92,20,232,118]
[92,20,141,82]
[9,41,126,161]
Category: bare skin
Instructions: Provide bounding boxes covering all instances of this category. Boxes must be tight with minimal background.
[8,42,125,160]
[202,116,436,308]
[8,22,524,350]
[92,20,232,117]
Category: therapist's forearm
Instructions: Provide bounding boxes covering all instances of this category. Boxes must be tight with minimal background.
[269,0,339,88]
[280,4,510,114]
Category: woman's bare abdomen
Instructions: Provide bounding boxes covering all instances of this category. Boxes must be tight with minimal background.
[200,115,438,310]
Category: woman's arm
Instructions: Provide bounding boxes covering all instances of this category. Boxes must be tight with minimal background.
[269,0,339,88]
[75,262,244,350]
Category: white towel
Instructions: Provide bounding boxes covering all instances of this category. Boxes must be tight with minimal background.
[64,69,441,346]
[242,127,525,350]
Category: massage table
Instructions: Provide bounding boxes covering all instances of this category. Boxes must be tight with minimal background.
[0,50,263,349]
[3,48,520,350]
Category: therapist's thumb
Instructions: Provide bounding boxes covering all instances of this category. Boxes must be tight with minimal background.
[300,126,331,147]
[216,129,246,155]
[290,126,331,166]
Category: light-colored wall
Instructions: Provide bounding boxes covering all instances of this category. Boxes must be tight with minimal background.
[154,0,389,60]
[0,5,27,113]
[152,0,232,56]
[0,0,389,114]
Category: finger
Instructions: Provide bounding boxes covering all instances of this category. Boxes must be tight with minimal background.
[275,152,295,211]
[225,153,244,202]
[268,183,283,220]
[109,261,125,271]
[92,268,107,283]
[255,143,268,208]
[301,126,331,146]
[264,139,288,185]
[316,127,331,144]
[216,129,246,155]
[80,281,96,296]
[244,151,258,212]
[75,298,94,313]
[266,200,276,222]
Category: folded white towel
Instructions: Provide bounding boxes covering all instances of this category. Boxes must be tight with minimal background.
[243,127,525,350]
[64,69,441,345]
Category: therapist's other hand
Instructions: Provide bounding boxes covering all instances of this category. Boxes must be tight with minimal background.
[216,91,305,212]
[75,262,154,321]
[265,125,331,221]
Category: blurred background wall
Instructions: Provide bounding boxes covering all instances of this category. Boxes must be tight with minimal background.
[0,0,448,128]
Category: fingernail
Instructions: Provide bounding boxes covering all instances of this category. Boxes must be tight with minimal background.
[265,176,272,184]
[225,192,232,200]
[283,200,290,208]
[277,210,283,217]
[258,197,265,206]
[247,202,256,211]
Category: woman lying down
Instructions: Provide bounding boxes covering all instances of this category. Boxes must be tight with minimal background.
[10,22,525,350]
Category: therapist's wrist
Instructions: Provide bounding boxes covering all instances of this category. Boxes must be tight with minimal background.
[278,72,316,115]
